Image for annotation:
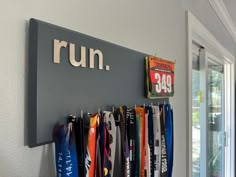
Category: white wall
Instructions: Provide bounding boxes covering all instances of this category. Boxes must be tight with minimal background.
[1,0,187,176]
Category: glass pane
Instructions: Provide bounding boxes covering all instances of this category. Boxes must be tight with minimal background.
[192,53,201,177]
[207,59,225,177]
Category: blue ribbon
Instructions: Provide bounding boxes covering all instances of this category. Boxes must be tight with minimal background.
[54,123,79,177]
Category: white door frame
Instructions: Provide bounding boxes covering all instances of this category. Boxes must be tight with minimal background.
[187,11,235,177]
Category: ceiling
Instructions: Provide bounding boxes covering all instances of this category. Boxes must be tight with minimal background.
[223,0,236,25]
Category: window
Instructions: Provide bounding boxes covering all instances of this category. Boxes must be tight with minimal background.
[192,47,201,177]
[192,47,228,177]
[188,12,235,177]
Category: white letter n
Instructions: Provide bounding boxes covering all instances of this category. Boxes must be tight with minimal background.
[89,48,103,70]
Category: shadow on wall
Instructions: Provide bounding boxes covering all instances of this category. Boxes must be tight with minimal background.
[39,144,56,177]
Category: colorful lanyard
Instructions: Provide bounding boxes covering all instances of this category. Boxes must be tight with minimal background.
[165,104,174,177]
[160,105,168,177]
[54,104,174,177]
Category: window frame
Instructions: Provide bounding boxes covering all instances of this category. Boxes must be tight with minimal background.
[187,11,235,177]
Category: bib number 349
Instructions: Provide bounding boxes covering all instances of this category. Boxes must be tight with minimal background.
[154,73,172,93]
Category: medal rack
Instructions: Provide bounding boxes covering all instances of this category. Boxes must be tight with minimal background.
[28,19,169,147]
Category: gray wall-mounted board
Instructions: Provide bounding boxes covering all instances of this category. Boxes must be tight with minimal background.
[28,19,167,147]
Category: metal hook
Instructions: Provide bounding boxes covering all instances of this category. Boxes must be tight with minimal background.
[81,110,83,119]
[98,108,101,115]
[68,115,76,122]
[112,106,115,113]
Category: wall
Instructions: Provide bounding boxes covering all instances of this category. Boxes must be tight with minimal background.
[0,0,192,177]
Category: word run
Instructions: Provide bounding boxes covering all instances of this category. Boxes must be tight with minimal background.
[53,39,110,71]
